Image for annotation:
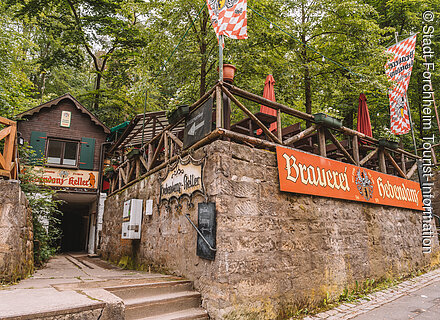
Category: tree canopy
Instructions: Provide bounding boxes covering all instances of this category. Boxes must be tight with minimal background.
[1,0,439,147]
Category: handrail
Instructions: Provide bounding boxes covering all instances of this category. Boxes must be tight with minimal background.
[184,214,217,252]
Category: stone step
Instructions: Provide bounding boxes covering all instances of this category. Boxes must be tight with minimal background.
[125,291,203,320]
[138,308,209,320]
[107,280,193,300]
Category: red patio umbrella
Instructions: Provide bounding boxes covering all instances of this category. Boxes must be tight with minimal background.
[257,74,277,135]
[357,93,372,138]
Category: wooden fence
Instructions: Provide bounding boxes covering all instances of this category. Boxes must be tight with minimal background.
[106,82,423,195]
[0,116,18,179]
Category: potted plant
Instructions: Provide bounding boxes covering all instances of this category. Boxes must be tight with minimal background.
[223,63,236,82]
[166,104,190,124]
[313,112,343,128]
[377,128,399,149]
[104,166,116,179]
[126,147,141,159]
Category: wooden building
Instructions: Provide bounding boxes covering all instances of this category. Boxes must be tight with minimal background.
[16,94,110,253]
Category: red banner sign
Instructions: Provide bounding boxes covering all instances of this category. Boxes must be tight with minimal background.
[276,146,423,211]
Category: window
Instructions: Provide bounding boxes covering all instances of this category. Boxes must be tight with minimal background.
[46,139,79,167]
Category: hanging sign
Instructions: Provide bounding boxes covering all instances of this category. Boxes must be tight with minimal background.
[384,34,417,135]
[33,166,98,190]
[60,111,72,128]
[160,157,204,202]
[276,146,423,211]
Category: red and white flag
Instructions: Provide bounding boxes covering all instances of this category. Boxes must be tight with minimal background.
[207,0,248,40]
[384,34,417,135]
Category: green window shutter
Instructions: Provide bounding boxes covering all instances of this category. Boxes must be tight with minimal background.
[79,137,95,170]
[29,131,47,165]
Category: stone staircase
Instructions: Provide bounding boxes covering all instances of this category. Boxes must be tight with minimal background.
[106,279,209,320]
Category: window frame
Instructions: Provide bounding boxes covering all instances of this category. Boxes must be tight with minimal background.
[45,137,80,169]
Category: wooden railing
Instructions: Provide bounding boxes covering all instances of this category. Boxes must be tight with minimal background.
[106,82,422,195]
[0,116,18,179]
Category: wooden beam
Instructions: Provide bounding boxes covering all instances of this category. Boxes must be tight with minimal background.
[352,135,360,165]
[139,154,148,170]
[120,164,128,184]
[283,125,317,145]
[164,131,169,162]
[168,131,183,148]
[401,154,406,173]
[327,129,356,165]
[384,150,406,178]
[3,124,16,171]
[215,86,222,128]
[118,169,122,189]
[148,133,164,171]
[127,161,135,182]
[378,150,387,173]
[147,144,153,169]
[221,86,282,144]
[0,154,6,170]
[0,126,11,141]
[223,82,315,121]
[136,158,141,178]
[318,127,326,157]
[277,110,282,141]
[359,148,379,166]
[406,162,418,179]
[0,116,16,126]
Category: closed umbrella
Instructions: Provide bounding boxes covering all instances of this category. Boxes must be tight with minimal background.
[257,75,277,135]
[357,93,372,138]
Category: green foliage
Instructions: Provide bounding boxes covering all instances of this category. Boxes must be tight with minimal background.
[18,144,63,267]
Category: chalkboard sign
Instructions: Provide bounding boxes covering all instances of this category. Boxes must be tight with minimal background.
[196,202,216,260]
[183,98,213,149]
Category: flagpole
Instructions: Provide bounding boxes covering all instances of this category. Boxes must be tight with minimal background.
[395,32,418,156]
[219,35,224,81]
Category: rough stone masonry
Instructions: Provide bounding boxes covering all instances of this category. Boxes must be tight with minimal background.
[99,140,440,319]
[0,180,33,283]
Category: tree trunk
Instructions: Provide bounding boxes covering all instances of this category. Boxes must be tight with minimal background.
[93,72,102,110]
[301,2,312,127]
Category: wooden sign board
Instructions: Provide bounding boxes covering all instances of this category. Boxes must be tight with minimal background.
[196,202,216,260]
[33,166,99,190]
[276,146,423,211]
[160,159,204,202]
[183,98,213,148]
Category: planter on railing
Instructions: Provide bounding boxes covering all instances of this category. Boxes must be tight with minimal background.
[126,148,141,159]
[104,167,116,179]
[313,113,343,128]
[167,105,190,125]
[378,139,399,150]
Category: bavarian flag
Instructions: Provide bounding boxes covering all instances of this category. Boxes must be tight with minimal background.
[207,0,248,39]
[384,34,417,135]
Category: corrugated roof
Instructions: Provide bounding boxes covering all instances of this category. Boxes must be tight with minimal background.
[109,111,185,152]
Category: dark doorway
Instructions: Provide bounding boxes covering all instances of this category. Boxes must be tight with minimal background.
[60,203,90,252]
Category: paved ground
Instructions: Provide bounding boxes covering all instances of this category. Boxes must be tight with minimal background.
[306,268,440,320]
[0,253,177,319]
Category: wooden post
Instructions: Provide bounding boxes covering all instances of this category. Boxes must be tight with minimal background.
[318,127,326,157]
[352,135,360,166]
[401,154,406,173]
[223,90,231,130]
[384,150,406,178]
[378,149,387,173]
[147,144,153,169]
[136,158,141,178]
[164,131,169,162]
[326,129,356,164]
[406,162,418,179]
[277,110,282,141]
[118,169,122,189]
[216,85,222,128]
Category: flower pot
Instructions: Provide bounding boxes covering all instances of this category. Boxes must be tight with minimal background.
[167,105,190,124]
[127,148,141,159]
[378,139,399,149]
[313,113,342,128]
[222,64,236,83]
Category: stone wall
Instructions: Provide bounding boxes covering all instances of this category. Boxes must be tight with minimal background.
[0,180,33,283]
[99,140,439,319]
